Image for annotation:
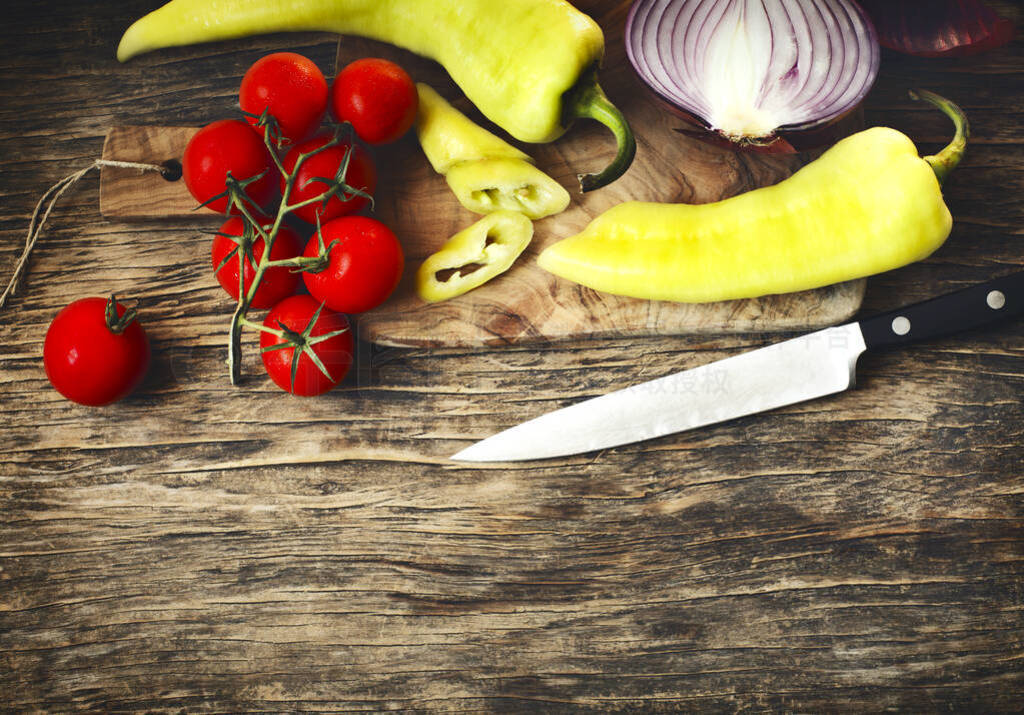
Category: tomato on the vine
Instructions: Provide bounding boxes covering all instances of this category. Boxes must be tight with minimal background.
[240,52,328,146]
[302,216,403,314]
[183,119,277,213]
[43,296,150,406]
[211,217,303,309]
[260,294,354,396]
[331,58,418,145]
[281,132,376,225]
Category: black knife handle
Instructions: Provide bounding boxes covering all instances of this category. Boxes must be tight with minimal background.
[860,270,1024,351]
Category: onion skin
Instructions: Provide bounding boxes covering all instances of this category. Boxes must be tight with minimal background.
[667,104,866,155]
[673,126,798,155]
[859,0,1016,58]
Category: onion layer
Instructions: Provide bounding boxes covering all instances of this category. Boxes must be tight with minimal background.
[625,0,880,142]
[859,0,1016,58]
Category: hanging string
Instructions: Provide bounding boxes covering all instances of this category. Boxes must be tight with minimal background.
[1,159,170,309]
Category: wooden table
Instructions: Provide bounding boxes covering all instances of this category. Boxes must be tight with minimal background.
[2,1,1021,711]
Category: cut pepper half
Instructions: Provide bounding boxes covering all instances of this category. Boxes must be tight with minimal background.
[445,158,569,220]
[416,84,529,174]
[416,83,570,220]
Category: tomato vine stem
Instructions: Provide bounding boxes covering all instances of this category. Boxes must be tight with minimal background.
[225,121,355,385]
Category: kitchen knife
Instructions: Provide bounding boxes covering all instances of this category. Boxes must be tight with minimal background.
[451,271,1023,462]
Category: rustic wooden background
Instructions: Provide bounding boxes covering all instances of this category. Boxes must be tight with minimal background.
[1,0,1021,711]
[96,3,871,348]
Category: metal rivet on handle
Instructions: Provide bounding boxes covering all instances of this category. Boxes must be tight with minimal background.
[891,316,911,336]
[987,290,1006,310]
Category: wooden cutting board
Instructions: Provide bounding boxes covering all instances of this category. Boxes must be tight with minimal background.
[99,0,865,348]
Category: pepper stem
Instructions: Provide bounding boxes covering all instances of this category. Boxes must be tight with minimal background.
[564,67,636,192]
[910,89,969,185]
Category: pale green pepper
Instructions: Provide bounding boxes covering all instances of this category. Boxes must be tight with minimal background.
[417,210,533,303]
[117,0,635,190]
[416,84,570,220]
[539,91,968,303]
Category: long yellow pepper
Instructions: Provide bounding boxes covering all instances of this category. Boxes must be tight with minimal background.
[117,0,635,190]
[539,91,968,303]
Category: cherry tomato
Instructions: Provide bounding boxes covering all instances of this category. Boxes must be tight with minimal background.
[281,132,376,225]
[183,119,277,213]
[240,52,328,146]
[260,295,354,396]
[43,296,150,406]
[302,215,404,314]
[210,217,303,309]
[331,58,418,145]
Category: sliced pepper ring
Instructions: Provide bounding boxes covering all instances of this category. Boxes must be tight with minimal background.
[417,210,533,303]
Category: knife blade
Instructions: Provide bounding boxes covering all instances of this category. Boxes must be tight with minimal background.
[452,271,1023,462]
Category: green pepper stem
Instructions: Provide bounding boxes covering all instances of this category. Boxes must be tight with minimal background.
[564,68,636,192]
[911,89,969,185]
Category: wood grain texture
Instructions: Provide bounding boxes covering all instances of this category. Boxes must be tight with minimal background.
[98,4,868,347]
[350,0,868,346]
[99,125,204,219]
[100,121,867,346]
[1,0,1022,712]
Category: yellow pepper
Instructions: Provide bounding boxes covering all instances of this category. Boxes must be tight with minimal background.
[417,210,533,303]
[415,84,570,220]
[539,91,968,303]
[444,159,570,219]
[415,84,531,171]
[117,0,635,190]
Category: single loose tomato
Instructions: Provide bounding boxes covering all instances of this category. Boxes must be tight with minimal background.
[183,119,277,213]
[260,294,354,396]
[240,52,328,146]
[302,216,403,314]
[43,296,150,406]
[331,58,418,145]
[281,132,376,224]
[211,217,303,309]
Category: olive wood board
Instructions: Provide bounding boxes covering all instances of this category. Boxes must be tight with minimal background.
[99,2,866,348]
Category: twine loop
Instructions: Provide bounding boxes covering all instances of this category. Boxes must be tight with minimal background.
[1,159,168,309]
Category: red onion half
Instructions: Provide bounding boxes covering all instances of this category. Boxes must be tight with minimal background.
[625,0,880,144]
